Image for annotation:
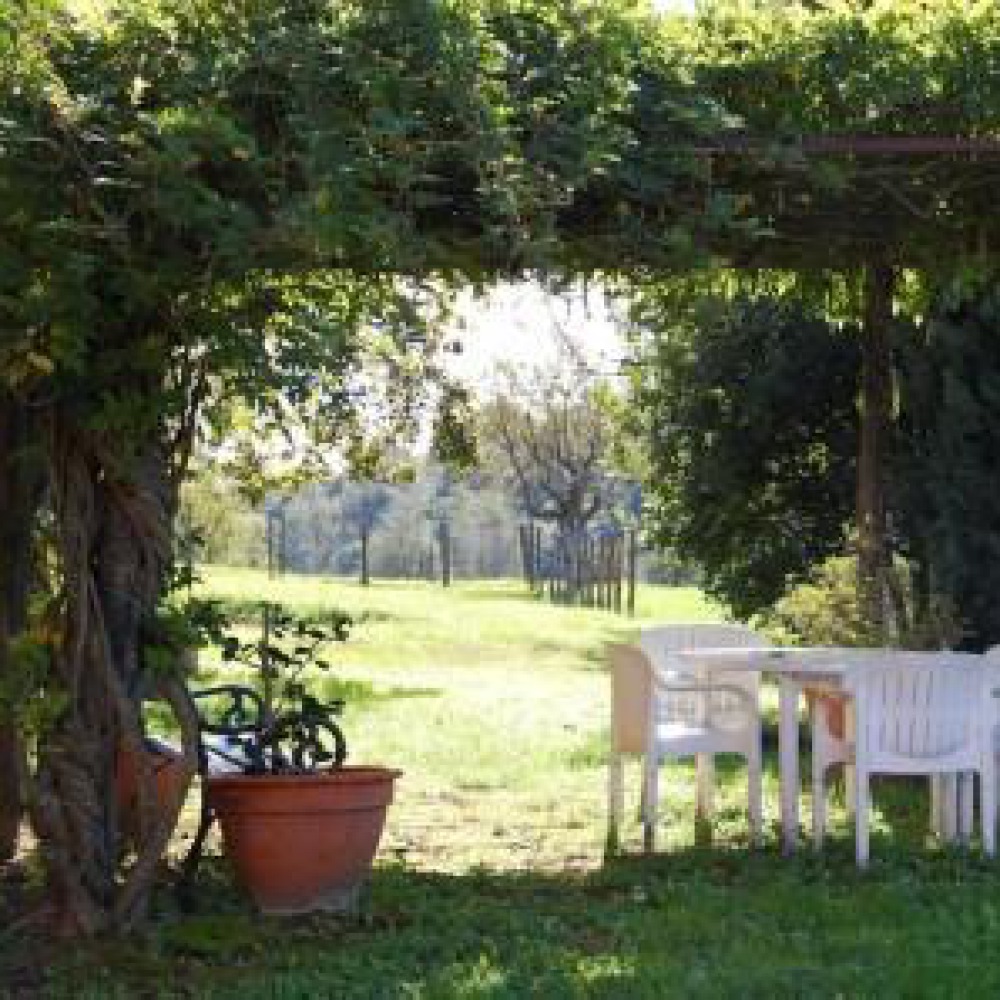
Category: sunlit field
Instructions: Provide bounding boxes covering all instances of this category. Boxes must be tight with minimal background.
[189,569,723,870]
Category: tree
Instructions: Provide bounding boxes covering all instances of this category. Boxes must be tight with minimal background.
[481,358,619,540]
[0,0,514,932]
[340,482,392,585]
[633,289,861,619]
[431,382,479,473]
[894,280,1000,650]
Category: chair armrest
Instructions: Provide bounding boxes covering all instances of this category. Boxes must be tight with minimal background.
[650,679,757,708]
[649,679,758,728]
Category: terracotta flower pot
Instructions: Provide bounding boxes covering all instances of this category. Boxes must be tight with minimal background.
[805,691,848,741]
[116,744,192,839]
[207,766,401,915]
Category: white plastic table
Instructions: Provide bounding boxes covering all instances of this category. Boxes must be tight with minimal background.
[667,646,984,853]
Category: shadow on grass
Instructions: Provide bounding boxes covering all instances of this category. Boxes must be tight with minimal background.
[578,638,638,666]
[9,836,1000,1000]
[569,733,934,845]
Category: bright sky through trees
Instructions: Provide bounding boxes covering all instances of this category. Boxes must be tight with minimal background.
[445,285,624,393]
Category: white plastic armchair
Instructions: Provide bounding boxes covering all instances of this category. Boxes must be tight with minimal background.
[639,622,766,846]
[845,655,997,867]
[606,626,764,852]
[607,643,762,853]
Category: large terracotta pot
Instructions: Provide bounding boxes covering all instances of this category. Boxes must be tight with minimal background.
[207,766,401,915]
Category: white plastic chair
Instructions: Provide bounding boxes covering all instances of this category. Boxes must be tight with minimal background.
[949,646,1000,844]
[625,624,763,851]
[813,657,990,851]
[606,642,763,854]
[845,656,997,867]
[640,624,763,837]
[606,643,654,854]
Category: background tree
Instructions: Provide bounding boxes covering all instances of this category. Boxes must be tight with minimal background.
[480,357,619,540]
[894,280,1000,649]
[340,482,392,585]
[630,287,861,619]
[431,382,480,474]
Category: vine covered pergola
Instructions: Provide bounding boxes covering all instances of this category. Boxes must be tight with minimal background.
[4,0,1000,934]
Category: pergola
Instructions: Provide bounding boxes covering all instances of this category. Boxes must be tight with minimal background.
[554,131,1000,621]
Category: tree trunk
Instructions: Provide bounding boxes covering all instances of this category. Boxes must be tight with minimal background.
[30,423,196,935]
[0,394,45,862]
[360,528,369,586]
[857,263,895,631]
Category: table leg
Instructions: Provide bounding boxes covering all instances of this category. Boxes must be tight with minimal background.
[779,676,801,854]
[696,753,715,822]
[844,701,856,817]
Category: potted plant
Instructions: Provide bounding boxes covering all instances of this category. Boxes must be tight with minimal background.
[204,604,400,915]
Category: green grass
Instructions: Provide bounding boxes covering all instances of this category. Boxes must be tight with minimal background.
[6,569,1000,998]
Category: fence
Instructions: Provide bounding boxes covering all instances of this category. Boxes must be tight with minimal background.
[518,524,636,615]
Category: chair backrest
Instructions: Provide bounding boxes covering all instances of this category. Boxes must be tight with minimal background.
[639,623,762,669]
[635,624,763,735]
[640,623,762,697]
[608,644,654,755]
[846,654,990,772]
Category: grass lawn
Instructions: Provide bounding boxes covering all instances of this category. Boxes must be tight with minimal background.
[5,570,1000,998]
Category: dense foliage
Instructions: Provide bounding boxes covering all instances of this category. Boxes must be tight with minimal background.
[894,283,1000,649]
[633,290,860,618]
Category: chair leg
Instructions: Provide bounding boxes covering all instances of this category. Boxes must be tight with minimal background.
[747,741,763,845]
[842,703,856,818]
[638,764,647,822]
[855,768,870,868]
[642,754,659,853]
[695,753,714,823]
[930,773,942,837]
[606,752,624,857]
[960,771,975,844]
[982,756,997,858]
[939,774,959,843]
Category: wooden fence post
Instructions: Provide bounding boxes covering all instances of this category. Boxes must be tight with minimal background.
[441,521,452,587]
[360,527,370,586]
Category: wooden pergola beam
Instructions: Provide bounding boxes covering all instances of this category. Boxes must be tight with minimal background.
[688,135,1000,157]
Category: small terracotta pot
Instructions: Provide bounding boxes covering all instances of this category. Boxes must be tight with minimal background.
[805,691,848,741]
[116,745,192,839]
[207,766,401,915]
